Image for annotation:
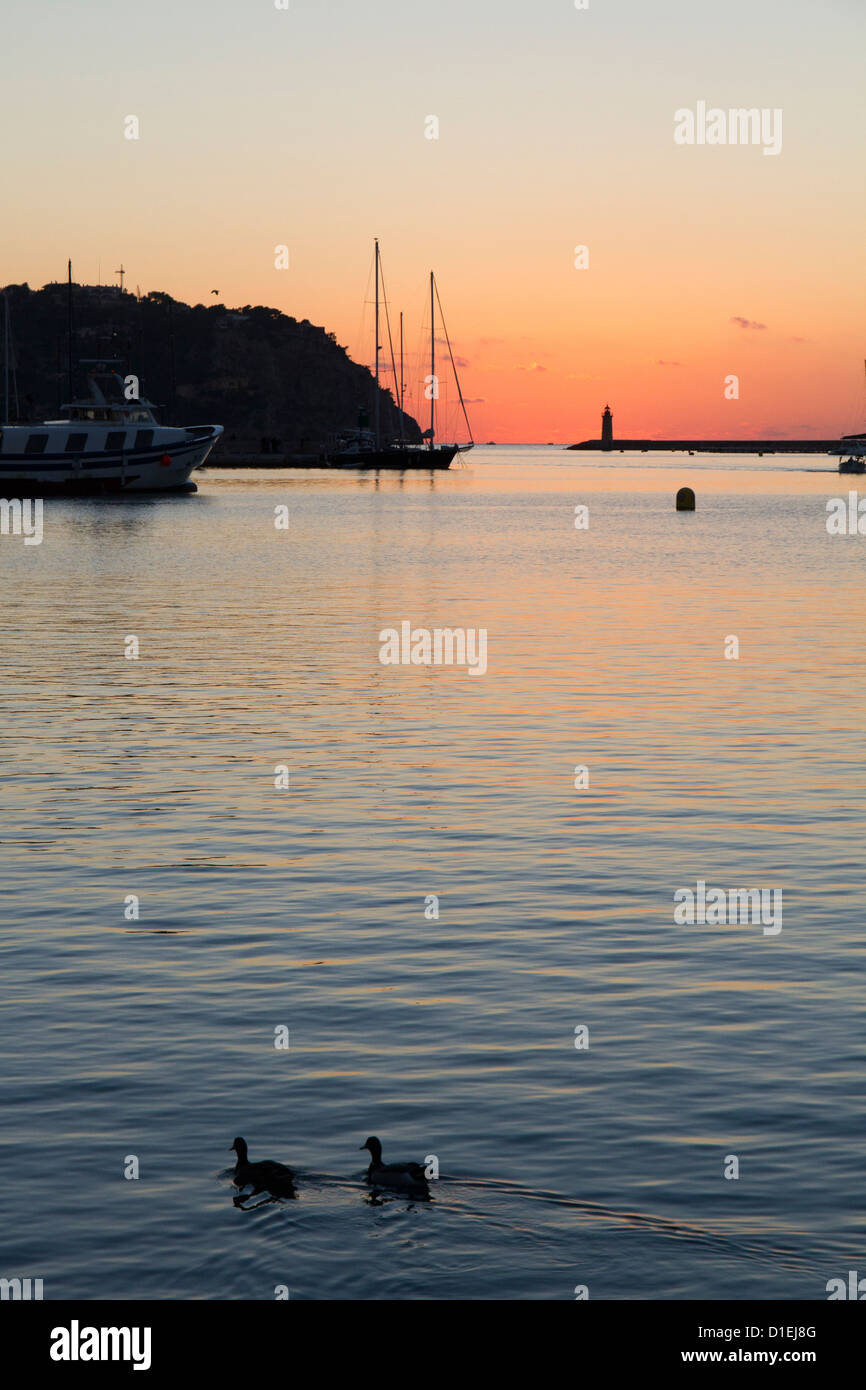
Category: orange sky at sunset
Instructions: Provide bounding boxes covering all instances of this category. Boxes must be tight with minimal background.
[1,0,863,442]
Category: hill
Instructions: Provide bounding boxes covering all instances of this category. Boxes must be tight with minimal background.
[0,281,421,453]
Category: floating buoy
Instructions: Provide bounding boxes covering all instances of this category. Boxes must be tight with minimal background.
[676,486,695,511]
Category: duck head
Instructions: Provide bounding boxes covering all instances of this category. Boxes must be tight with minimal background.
[230,1137,248,1161]
[360,1136,383,1163]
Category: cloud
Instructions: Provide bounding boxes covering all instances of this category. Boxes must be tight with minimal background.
[515,362,547,373]
[463,397,485,404]
[789,335,808,343]
[430,339,470,366]
[656,359,684,367]
[730,316,767,330]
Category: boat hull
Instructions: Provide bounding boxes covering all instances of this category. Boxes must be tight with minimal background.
[0,427,222,494]
[326,445,462,470]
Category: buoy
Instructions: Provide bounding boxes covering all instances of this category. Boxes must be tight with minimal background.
[676,486,695,511]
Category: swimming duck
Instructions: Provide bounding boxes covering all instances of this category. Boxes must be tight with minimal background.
[230,1137,295,1197]
[360,1136,429,1193]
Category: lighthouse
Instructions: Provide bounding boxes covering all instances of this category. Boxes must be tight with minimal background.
[601,404,613,450]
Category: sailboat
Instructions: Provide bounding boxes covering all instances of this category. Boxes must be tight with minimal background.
[327,241,473,469]
[829,359,866,473]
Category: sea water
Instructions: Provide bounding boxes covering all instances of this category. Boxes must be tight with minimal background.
[0,448,863,1300]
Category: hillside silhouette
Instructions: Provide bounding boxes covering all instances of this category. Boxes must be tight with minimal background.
[0,281,421,453]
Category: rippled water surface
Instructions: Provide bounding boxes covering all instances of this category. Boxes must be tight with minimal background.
[1,449,864,1299]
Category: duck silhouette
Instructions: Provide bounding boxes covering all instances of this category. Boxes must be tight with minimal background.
[230,1137,296,1201]
[360,1136,429,1194]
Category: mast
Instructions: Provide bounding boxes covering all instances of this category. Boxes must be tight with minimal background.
[3,291,8,425]
[374,239,380,449]
[398,310,405,445]
[429,270,435,450]
[168,298,177,417]
[67,259,74,404]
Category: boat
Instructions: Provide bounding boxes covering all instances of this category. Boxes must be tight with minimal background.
[0,360,222,494]
[830,434,866,474]
[829,362,866,473]
[327,241,473,470]
[829,433,866,474]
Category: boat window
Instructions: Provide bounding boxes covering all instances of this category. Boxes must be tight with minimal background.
[25,434,49,454]
[105,431,126,451]
[134,429,154,448]
[65,433,88,452]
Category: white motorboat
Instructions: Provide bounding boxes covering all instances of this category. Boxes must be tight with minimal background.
[0,361,222,494]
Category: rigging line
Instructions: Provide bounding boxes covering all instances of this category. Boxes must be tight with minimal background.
[355,249,375,370]
[379,258,401,435]
[434,277,473,445]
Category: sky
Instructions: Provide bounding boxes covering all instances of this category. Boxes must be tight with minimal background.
[1,0,864,442]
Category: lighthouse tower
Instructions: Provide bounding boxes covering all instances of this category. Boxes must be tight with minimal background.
[601,404,613,450]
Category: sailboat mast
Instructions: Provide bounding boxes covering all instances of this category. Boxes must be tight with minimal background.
[67,259,74,405]
[3,292,8,426]
[398,309,405,445]
[429,271,435,450]
[374,239,380,449]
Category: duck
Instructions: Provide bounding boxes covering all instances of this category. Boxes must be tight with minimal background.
[230,1137,295,1197]
[360,1136,429,1193]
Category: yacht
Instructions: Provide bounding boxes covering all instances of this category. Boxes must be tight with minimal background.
[829,434,866,474]
[830,362,866,473]
[328,419,459,469]
[0,361,222,493]
[326,241,472,470]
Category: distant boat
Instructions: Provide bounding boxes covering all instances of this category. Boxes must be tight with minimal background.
[829,360,866,472]
[0,359,222,494]
[327,241,473,470]
[829,433,866,473]
[835,445,866,474]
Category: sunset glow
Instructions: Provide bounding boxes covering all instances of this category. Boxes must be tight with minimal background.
[1,0,863,442]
